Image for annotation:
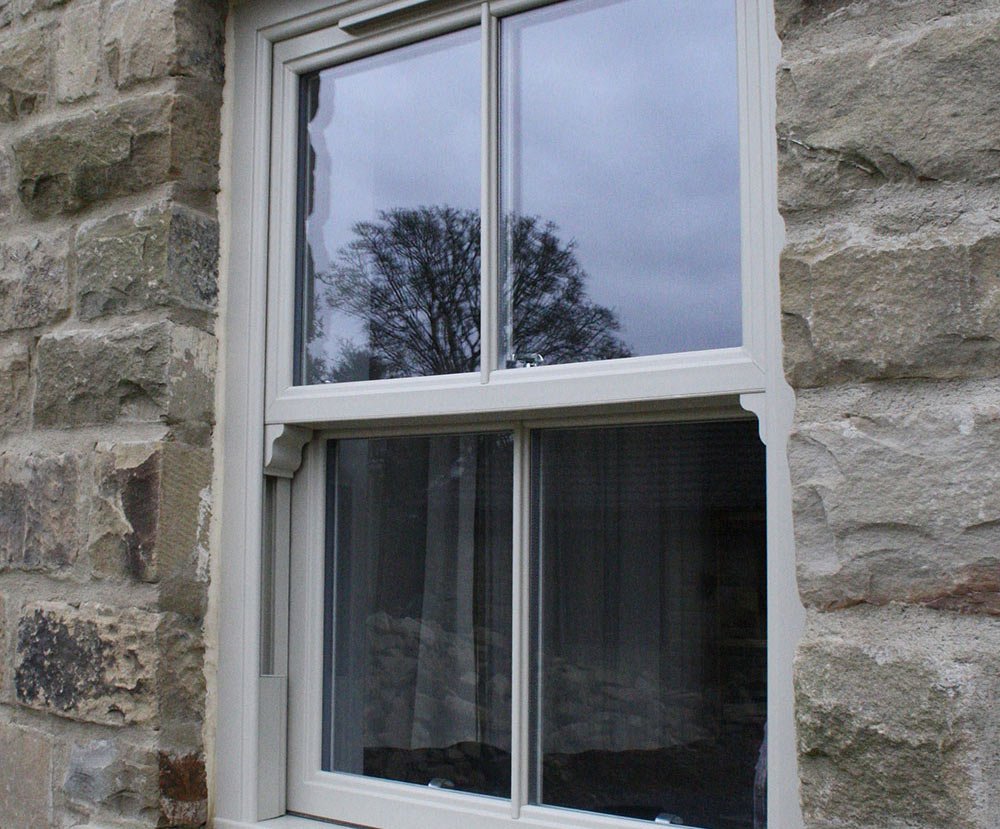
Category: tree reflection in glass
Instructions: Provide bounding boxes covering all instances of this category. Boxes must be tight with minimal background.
[306,206,631,383]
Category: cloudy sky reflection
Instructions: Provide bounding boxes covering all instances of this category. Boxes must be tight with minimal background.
[303,0,740,377]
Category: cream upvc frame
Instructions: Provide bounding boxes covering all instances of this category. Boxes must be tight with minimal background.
[216,1,804,828]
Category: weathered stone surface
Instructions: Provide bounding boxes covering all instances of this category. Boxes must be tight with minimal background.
[58,737,158,822]
[782,227,1000,387]
[0,24,49,121]
[103,0,224,88]
[0,234,71,332]
[14,87,219,217]
[159,751,207,827]
[791,381,1000,613]
[76,203,219,322]
[35,322,171,426]
[54,0,99,103]
[0,146,14,224]
[0,592,6,697]
[175,0,225,84]
[775,0,1000,49]
[90,442,162,583]
[0,722,51,829]
[164,322,216,444]
[0,338,30,435]
[89,440,212,615]
[34,320,215,433]
[15,601,160,725]
[778,12,1000,214]
[104,0,175,88]
[797,605,1000,828]
[0,448,82,570]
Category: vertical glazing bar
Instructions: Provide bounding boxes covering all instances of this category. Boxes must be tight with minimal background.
[511,423,530,818]
[480,2,499,383]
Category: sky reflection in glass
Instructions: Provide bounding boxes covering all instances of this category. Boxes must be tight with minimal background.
[297,0,742,384]
[501,0,741,364]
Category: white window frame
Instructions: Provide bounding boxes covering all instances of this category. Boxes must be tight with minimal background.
[216,1,805,827]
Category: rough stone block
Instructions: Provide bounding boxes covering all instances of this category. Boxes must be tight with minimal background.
[0,234,71,332]
[15,601,161,726]
[54,0,100,103]
[34,320,215,434]
[791,380,1000,613]
[0,592,6,695]
[0,146,14,224]
[104,0,175,88]
[775,0,999,48]
[159,751,207,826]
[175,0,225,84]
[89,440,212,615]
[797,605,1000,828]
[14,87,219,217]
[777,12,1000,214]
[76,203,219,322]
[782,227,1000,387]
[0,24,49,121]
[0,448,82,570]
[57,737,158,822]
[0,338,30,435]
[0,722,51,829]
[103,0,224,88]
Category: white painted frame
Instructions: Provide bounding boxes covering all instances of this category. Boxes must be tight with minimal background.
[263,0,767,428]
[216,1,804,828]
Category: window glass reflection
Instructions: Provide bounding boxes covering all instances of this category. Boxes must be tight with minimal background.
[298,29,481,384]
[324,433,513,799]
[530,420,766,828]
[501,0,742,368]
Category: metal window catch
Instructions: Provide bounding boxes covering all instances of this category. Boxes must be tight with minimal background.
[654,814,684,825]
[428,778,455,789]
[508,352,545,368]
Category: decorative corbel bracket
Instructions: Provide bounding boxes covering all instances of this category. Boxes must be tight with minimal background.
[739,392,767,446]
[263,424,313,478]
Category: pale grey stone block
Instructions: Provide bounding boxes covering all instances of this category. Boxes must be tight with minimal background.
[59,737,159,821]
[13,87,219,217]
[791,380,1000,612]
[0,448,82,571]
[76,203,219,323]
[797,605,1000,829]
[782,228,1000,387]
[0,24,49,121]
[33,320,216,437]
[54,0,100,103]
[0,234,71,333]
[0,338,30,435]
[778,11,1000,214]
[0,722,51,829]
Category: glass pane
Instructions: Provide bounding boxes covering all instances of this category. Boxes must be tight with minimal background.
[297,28,481,384]
[500,0,741,369]
[324,433,513,800]
[530,420,766,828]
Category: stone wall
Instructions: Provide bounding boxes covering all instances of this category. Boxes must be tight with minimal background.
[776,1,1000,826]
[0,0,224,826]
[0,0,998,827]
